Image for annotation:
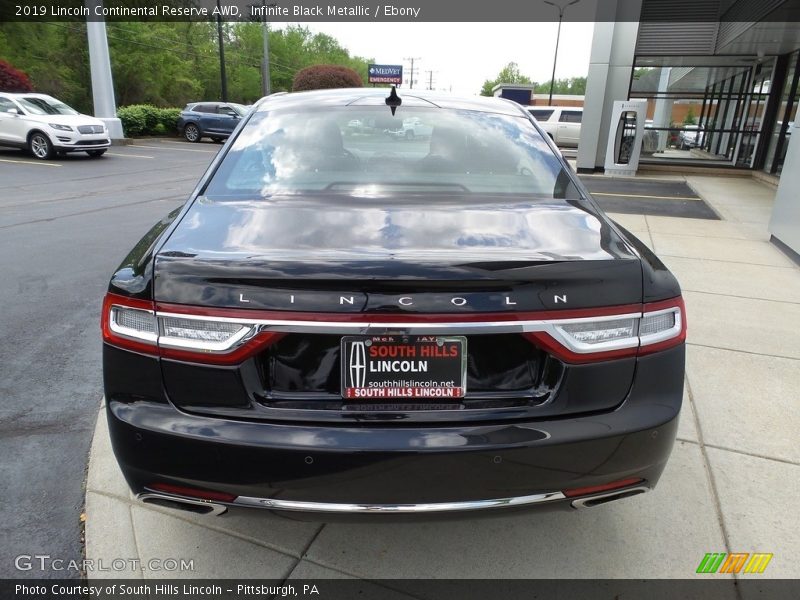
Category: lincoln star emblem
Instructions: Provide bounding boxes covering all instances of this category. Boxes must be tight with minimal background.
[348,342,367,387]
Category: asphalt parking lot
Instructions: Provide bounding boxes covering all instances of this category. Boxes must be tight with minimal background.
[0,139,220,578]
[2,140,799,584]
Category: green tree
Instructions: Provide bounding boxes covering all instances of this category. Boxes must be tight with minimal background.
[684,107,697,125]
[0,22,92,111]
[533,76,587,95]
[0,22,374,110]
[480,62,533,96]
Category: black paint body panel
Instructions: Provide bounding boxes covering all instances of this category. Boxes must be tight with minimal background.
[105,345,683,517]
[103,89,686,516]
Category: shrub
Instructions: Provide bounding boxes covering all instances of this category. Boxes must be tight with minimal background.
[0,60,33,92]
[117,105,148,136]
[158,107,181,131]
[117,105,181,137]
[292,65,363,92]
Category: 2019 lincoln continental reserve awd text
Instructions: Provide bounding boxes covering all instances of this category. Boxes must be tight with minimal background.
[102,88,686,518]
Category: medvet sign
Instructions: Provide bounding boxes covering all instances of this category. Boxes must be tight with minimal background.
[368,64,403,84]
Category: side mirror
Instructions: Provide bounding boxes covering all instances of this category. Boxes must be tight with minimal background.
[6,108,21,115]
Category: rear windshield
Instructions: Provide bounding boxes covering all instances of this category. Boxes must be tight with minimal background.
[203,107,579,200]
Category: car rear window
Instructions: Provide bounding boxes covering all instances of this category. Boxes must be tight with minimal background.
[529,109,554,121]
[203,107,579,200]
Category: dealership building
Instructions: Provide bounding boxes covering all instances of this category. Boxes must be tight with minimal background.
[556,0,800,259]
[576,0,800,178]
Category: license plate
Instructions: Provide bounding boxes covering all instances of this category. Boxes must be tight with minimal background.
[341,335,467,400]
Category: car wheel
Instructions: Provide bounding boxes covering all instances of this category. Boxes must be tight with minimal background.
[29,132,55,160]
[184,123,201,143]
[87,150,107,158]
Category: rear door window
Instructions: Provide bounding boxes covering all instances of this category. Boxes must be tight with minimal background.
[559,111,583,123]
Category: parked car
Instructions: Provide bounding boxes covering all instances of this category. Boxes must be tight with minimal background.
[103,88,686,519]
[398,116,433,139]
[385,116,434,140]
[0,92,110,159]
[527,106,582,147]
[529,106,658,156]
[678,125,704,150]
[346,119,364,133]
[177,102,248,143]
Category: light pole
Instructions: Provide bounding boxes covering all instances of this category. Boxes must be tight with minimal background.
[260,0,272,96]
[543,0,580,105]
[404,57,421,89]
[216,0,228,102]
[84,0,123,139]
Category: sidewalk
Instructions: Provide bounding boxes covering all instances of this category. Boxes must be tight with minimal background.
[84,175,800,581]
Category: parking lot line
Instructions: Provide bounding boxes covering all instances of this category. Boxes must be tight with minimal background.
[0,157,61,167]
[132,144,217,154]
[591,191,701,201]
[106,152,154,159]
[156,139,222,146]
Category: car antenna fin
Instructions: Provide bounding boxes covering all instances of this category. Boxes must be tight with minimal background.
[385,86,402,116]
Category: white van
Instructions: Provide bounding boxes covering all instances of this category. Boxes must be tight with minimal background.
[527,106,582,147]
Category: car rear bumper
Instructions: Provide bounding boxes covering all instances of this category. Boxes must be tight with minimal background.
[106,346,684,519]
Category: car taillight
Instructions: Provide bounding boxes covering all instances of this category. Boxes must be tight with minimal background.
[637,296,687,356]
[102,293,282,365]
[524,296,686,363]
[103,293,685,366]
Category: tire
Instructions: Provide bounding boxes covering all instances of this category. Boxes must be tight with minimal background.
[87,149,106,158]
[29,132,55,160]
[184,123,201,143]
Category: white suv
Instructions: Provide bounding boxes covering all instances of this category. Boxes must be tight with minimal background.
[527,106,582,147]
[0,93,110,160]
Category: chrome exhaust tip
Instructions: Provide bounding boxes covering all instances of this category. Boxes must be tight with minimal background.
[137,492,227,516]
[570,486,650,509]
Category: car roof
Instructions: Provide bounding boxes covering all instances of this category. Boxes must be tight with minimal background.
[527,106,583,111]
[0,92,54,98]
[253,88,530,118]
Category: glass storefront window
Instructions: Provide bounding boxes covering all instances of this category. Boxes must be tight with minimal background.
[764,50,800,174]
[630,58,773,168]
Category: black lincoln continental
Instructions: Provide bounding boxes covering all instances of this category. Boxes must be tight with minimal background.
[102,88,686,518]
